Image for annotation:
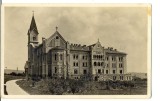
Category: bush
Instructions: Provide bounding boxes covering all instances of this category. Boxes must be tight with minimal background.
[48,78,66,95]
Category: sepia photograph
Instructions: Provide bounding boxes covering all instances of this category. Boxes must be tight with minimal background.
[1,4,151,98]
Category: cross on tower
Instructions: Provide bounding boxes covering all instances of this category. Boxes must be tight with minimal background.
[32,10,34,16]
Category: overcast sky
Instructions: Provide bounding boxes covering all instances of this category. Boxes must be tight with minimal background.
[4,6,149,73]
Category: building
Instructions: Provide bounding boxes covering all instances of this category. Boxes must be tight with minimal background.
[25,14,130,81]
[127,72,147,80]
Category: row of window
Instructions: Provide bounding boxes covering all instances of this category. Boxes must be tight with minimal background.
[94,62,104,66]
[73,62,79,66]
[73,54,88,60]
[93,55,104,60]
[54,54,63,61]
[93,56,124,62]
[96,69,123,74]
[113,76,124,80]
[74,69,87,74]
[112,63,123,68]
[106,56,123,62]
[93,62,123,68]
[73,62,88,67]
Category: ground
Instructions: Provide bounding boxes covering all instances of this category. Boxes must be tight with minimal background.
[15,78,147,95]
[4,75,25,95]
[6,79,29,95]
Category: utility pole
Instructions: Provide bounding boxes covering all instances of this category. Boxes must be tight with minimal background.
[17,67,18,74]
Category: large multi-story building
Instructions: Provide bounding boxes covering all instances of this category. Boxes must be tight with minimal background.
[24,14,131,81]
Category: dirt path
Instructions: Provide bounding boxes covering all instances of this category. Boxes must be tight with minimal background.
[6,79,29,95]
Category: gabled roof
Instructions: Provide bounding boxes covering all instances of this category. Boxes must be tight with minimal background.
[47,31,66,43]
[88,43,96,47]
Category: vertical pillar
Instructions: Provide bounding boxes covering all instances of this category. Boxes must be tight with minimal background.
[116,56,119,74]
[109,55,112,74]
[123,56,127,74]
[45,53,48,78]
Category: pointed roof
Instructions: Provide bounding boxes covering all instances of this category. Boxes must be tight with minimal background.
[88,39,101,47]
[47,30,66,43]
[29,14,38,34]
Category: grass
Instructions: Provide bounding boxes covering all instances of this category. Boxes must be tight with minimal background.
[16,79,147,95]
[16,80,52,95]
[4,74,25,84]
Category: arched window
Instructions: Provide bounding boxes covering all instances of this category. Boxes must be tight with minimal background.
[55,67,57,73]
[76,62,78,66]
[98,62,100,66]
[94,62,96,66]
[55,54,57,60]
[33,36,36,41]
[73,62,75,66]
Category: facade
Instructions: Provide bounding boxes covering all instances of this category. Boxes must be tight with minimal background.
[25,14,130,81]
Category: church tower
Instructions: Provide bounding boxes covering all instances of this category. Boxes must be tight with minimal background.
[27,12,39,45]
[27,12,39,78]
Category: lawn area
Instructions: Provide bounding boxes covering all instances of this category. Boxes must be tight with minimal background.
[4,74,25,84]
[16,79,147,95]
[16,79,52,95]
[96,87,147,95]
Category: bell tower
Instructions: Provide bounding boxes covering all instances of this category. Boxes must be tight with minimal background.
[27,11,39,45]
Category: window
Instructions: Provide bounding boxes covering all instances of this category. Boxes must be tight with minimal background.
[106,57,109,61]
[60,54,63,60]
[119,57,123,62]
[82,56,85,60]
[73,54,75,59]
[83,63,85,67]
[55,54,57,60]
[33,36,36,40]
[76,62,78,66]
[76,55,78,59]
[83,70,87,74]
[74,69,78,74]
[112,56,116,61]
[55,67,57,73]
[73,62,75,66]
[106,70,108,74]
[56,36,59,39]
[120,76,123,80]
[94,62,96,66]
[98,69,101,74]
[120,70,123,74]
[113,76,116,80]
[119,63,123,68]
[113,70,116,74]
[98,62,100,66]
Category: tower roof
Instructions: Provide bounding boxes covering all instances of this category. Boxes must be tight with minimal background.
[29,13,38,34]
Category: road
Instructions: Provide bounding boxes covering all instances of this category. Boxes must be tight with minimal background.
[6,79,29,95]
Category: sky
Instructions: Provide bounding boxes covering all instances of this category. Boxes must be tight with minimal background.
[4,6,149,73]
